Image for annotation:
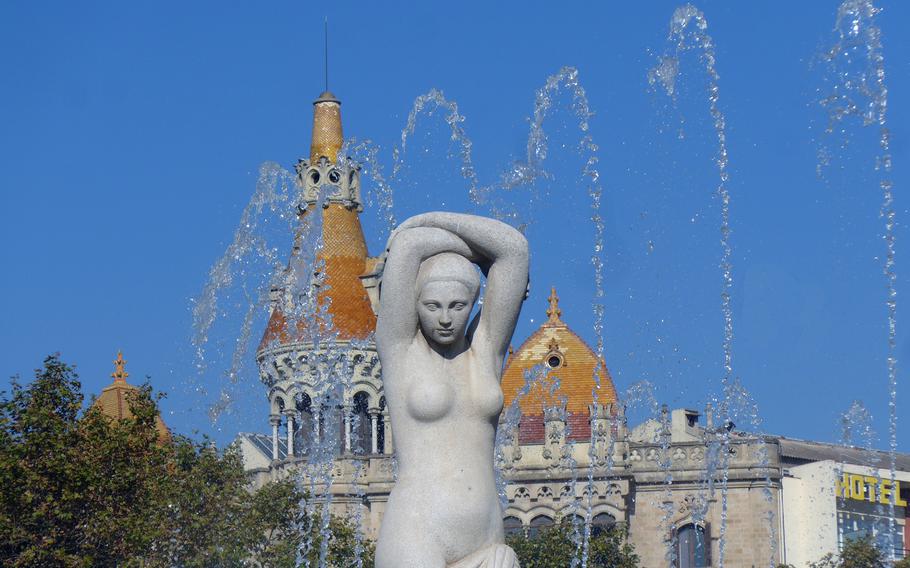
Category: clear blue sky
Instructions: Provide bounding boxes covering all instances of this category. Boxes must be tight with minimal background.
[1,1,908,450]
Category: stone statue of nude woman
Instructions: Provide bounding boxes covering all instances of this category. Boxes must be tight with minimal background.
[375,212,529,568]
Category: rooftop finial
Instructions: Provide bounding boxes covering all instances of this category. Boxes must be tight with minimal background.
[111,350,129,384]
[546,287,562,322]
[324,17,329,93]
[309,18,342,163]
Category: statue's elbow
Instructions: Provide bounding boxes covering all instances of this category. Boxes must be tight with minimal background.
[514,233,530,265]
[506,229,529,259]
[389,229,423,254]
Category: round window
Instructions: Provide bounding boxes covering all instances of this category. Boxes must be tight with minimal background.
[328,169,341,183]
[309,170,320,185]
[547,355,562,368]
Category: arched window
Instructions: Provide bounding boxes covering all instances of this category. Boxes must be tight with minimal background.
[503,516,524,538]
[528,515,554,539]
[377,396,386,453]
[332,404,345,456]
[677,523,708,568]
[351,392,371,455]
[317,402,342,455]
[294,393,314,456]
[568,514,586,530]
[591,513,616,537]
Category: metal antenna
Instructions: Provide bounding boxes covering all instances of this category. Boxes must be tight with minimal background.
[324,17,329,92]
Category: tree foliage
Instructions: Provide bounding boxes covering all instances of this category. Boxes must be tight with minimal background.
[808,535,890,568]
[0,354,372,567]
[505,517,639,568]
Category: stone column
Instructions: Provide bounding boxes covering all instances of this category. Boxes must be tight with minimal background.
[369,409,380,454]
[269,414,281,461]
[284,410,295,458]
[382,410,393,454]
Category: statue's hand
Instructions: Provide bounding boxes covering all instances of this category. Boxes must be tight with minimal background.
[482,544,520,568]
[448,543,520,568]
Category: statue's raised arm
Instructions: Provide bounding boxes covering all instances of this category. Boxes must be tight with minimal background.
[381,212,529,367]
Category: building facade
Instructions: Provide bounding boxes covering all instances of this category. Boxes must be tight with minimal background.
[235,91,908,567]
[780,441,910,563]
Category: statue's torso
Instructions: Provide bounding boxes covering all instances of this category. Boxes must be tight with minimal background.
[376,340,506,565]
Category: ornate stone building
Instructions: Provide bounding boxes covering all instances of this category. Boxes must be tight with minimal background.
[235,90,909,566]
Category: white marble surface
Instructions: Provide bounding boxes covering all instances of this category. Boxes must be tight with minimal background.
[375,212,529,568]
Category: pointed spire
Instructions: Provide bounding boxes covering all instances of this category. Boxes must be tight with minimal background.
[111,351,129,384]
[310,91,343,163]
[545,286,562,323]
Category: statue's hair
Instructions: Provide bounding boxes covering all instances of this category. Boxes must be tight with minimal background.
[416,253,481,301]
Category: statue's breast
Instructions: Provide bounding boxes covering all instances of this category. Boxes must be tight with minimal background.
[406,375,456,422]
[472,378,504,420]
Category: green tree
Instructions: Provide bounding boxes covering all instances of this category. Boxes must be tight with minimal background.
[506,518,639,568]
[0,355,374,567]
[809,535,888,568]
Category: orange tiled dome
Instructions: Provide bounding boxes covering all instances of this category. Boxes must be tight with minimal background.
[501,288,617,442]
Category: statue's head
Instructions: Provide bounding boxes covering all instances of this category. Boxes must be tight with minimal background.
[415,253,480,346]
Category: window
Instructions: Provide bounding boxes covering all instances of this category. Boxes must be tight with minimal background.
[591,513,616,537]
[677,523,708,568]
[293,393,314,456]
[503,516,524,538]
[528,515,554,539]
[351,392,371,455]
[377,397,386,453]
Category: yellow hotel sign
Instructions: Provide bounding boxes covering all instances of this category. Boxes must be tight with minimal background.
[837,473,908,506]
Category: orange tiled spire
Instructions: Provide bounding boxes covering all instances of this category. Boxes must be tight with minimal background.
[259,91,377,350]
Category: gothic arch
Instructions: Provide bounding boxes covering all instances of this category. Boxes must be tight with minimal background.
[269,387,289,414]
[285,384,318,407]
[348,380,382,408]
[588,503,624,521]
[503,507,525,522]
[525,504,559,521]
[527,512,555,538]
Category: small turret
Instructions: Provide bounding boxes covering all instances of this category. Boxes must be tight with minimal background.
[294,91,362,211]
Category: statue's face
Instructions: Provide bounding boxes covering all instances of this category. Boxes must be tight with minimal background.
[417,280,474,346]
